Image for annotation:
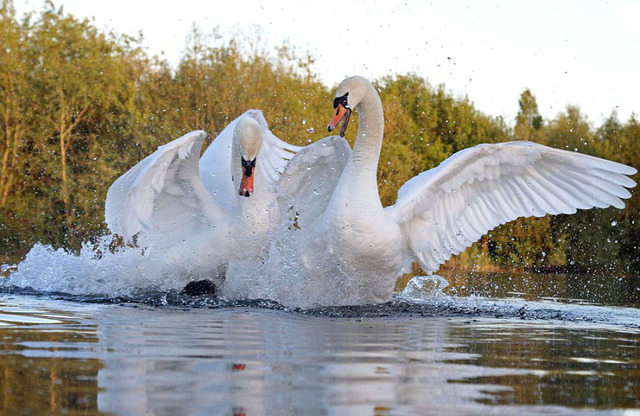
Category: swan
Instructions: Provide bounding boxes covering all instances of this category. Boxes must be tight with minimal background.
[104,110,299,287]
[262,76,637,307]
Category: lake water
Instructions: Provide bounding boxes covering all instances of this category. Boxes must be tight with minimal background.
[1,271,640,415]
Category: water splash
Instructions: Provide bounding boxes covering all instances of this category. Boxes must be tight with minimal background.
[222,218,397,307]
[4,233,640,331]
[222,224,309,305]
[399,275,450,302]
[2,235,226,297]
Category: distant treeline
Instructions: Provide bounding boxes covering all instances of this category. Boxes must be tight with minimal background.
[1,1,638,275]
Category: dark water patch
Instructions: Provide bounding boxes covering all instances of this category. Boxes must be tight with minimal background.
[298,299,640,330]
[0,284,285,310]
[2,284,639,331]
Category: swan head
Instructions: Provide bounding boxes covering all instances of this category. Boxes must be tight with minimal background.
[327,76,371,137]
[234,116,263,197]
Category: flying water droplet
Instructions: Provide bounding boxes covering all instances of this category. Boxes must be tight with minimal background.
[400,275,449,302]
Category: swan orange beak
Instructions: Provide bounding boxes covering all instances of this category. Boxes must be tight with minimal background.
[239,157,256,197]
[328,103,351,138]
[240,174,253,197]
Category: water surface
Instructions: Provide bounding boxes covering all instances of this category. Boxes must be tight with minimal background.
[0,290,639,415]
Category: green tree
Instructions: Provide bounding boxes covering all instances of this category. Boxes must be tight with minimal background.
[592,114,640,273]
[0,0,30,208]
[0,1,143,258]
[514,89,544,142]
[375,74,439,205]
[26,3,138,239]
[546,105,594,153]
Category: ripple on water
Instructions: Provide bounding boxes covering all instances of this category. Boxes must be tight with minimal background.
[2,282,640,332]
[0,293,638,415]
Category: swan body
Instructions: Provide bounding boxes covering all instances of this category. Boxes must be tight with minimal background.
[105,110,299,285]
[267,76,637,307]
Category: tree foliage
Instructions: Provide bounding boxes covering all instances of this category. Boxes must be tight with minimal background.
[1,2,638,276]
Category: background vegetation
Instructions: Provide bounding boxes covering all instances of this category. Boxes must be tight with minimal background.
[1,1,638,276]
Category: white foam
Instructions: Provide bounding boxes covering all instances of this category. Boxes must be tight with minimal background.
[4,236,226,297]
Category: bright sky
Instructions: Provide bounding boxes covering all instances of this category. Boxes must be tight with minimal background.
[15,0,640,126]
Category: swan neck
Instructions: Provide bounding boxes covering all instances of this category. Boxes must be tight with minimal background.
[352,87,384,173]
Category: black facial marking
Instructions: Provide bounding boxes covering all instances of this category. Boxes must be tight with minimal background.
[333,92,349,109]
[241,157,256,178]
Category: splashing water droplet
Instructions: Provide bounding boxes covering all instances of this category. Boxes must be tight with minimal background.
[400,275,449,302]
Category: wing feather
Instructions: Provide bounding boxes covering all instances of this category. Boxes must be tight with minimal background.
[105,130,223,242]
[277,136,352,229]
[386,141,637,274]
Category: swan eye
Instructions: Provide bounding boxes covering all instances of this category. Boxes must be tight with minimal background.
[333,92,350,109]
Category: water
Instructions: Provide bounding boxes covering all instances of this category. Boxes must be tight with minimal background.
[2,242,640,414]
[1,286,639,415]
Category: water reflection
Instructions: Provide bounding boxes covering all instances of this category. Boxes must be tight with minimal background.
[0,295,639,415]
[436,271,640,307]
[0,297,102,415]
[447,321,640,409]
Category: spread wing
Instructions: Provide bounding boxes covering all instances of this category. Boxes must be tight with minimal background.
[385,141,637,274]
[198,109,301,210]
[105,130,224,242]
[277,136,352,228]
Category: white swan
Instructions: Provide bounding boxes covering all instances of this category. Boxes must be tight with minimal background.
[198,110,301,212]
[266,76,637,307]
[105,110,299,286]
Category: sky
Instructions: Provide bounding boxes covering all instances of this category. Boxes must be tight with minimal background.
[14,0,640,126]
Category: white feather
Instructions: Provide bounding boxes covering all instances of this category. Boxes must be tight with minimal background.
[387,141,637,274]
